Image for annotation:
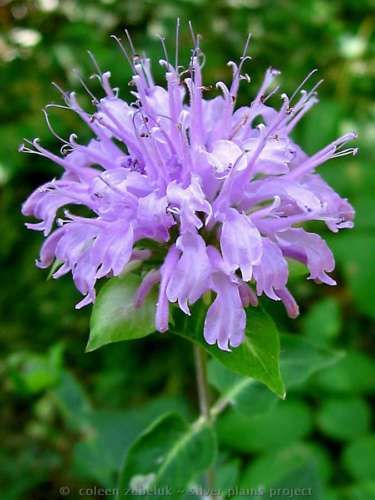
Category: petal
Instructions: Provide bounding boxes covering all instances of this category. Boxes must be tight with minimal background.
[276,228,336,285]
[155,245,180,332]
[301,174,355,232]
[205,140,247,175]
[243,135,296,175]
[220,208,263,281]
[37,227,66,268]
[166,232,211,313]
[253,238,288,300]
[238,282,258,307]
[275,287,300,318]
[243,178,322,214]
[204,272,246,351]
[134,269,161,308]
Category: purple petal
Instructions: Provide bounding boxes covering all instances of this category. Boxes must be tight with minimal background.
[276,228,336,285]
[204,272,246,351]
[155,245,180,332]
[220,208,262,281]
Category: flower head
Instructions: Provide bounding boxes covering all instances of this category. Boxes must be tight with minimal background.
[22,25,356,350]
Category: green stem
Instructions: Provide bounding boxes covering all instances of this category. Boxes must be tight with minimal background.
[194,345,210,419]
[193,344,215,492]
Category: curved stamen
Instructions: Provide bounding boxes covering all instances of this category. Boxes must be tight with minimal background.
[290,68,318,103]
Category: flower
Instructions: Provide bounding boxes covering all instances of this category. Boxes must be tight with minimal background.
[22,25,357,351]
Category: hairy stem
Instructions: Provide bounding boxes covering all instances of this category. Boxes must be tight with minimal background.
[210,394,231,420]
[193,344,215,491]
[194,345,211,419]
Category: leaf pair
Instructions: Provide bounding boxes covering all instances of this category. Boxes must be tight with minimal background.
[87,273,286,397]
[86,272,343,497]
[88,273,343,397]
[117,413,216,499]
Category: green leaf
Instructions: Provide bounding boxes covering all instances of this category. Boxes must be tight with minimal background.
[217,399,313,453]
[317,397,371,441]
[301,443,334,483]
[52,374,190,486]
[208,334,342,419]
[345,482,375,500]
[6,343,64,395]
[70,398,190,488]
[328,233,375,319]
[0,448,60,500]
[354,196,375,231]
[238,443,325,500]
[73,408,170,488]
[313,351,375,395]
[87,273,156,352]
[280,334,344,388]
[174,306,285,398]
[208,360,278,418]
[117,413,217,499]
[53,373,193,488]
[52,371,92,432]
[302,298,341,347]
[324,489,340,500]
[342,436,375,481]
[214,458,240,490]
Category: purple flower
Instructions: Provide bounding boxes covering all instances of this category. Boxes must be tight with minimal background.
[22,26,357,350]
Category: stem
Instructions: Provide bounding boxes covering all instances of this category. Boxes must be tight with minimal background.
[210,395,231,420]
[211,378,252,420]
[193,345,215,492]
[194,345,210,419]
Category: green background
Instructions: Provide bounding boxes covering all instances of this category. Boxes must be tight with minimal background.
[0,0,374,498]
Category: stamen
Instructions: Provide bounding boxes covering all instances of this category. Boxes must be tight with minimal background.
[286,95,318,133]
[241,33,252,61]
[73,69,99,104]
[292,79,324,115]
[45,103,72,112]
[60,144,74,156]
[101,71,115,98]
[188,20,197,47]
[290,68,318,102]
[196,33,202,51]
[232,33,252,85]
[198,52,206,70]
[87,50,103,76]
[110,35,136,73]
[332,147,358,158]
[19,141,36,154]
[125,28,137,56]
[304,78,324,101]
[240,73,251,83]
[263,84,280,103]
[20,138,83,172]
[51,81,68,99]
[42,109,69,145]
[90,71,115,98]
[175,17,180,70]
[68,133,78,145]
[287,131,358,179]
[228,33,252,97]
[158,35,169,66]
[252,68,281,108]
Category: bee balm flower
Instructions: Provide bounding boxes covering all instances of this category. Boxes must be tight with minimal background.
[22,26,356,351]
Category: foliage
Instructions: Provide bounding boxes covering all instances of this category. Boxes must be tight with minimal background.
[1,0,374,499]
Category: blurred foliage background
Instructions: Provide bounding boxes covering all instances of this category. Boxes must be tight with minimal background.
[1,0,375,499]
